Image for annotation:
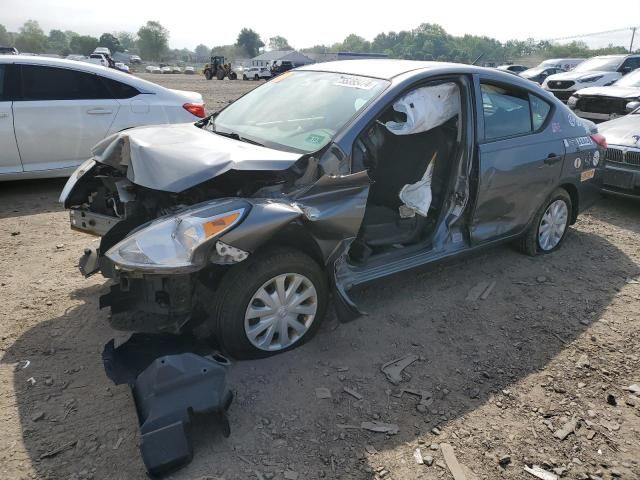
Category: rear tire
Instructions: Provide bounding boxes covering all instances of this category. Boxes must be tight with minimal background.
[204,70,212,80]
[202,248,328,359]
[216,69,225,80]
[254,74,259,81]
[229,72,237,80]
[515,188,572,256]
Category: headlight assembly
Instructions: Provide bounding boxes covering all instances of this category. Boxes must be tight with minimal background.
[578,75,603,83]
[106,202,247,273]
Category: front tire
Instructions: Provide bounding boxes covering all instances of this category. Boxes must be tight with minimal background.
[204,69,212,80]
[205,248,328,359]
[516,188,572,256]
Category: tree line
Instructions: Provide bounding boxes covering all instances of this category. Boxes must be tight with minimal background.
[0,20,631,65]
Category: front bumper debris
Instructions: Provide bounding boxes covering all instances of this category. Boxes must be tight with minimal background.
[70,208,122,236]
[103,334,233,476]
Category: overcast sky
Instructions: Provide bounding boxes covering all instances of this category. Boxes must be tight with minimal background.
[2,0,638,50]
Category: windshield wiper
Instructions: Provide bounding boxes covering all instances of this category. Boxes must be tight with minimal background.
[213,129,264,147]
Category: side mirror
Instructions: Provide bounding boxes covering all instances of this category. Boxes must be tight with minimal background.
[625,101,640,113]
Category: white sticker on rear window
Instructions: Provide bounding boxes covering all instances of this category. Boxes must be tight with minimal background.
[333,76,377,90]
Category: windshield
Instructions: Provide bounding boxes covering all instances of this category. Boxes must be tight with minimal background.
[574,56,623,73]
[213,71,389,153]
[614,69,640,87]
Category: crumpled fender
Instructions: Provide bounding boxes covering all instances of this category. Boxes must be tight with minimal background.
[219,171,371,321]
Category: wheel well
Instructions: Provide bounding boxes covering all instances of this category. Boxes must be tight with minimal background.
[559,183,579,224]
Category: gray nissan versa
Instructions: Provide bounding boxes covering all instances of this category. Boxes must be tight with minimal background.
[60,60,606,358]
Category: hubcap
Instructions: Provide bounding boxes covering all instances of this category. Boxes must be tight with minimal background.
[244,273,318,352]
[538,199,568,251]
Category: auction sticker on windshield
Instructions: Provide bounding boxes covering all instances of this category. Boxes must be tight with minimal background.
[334,75,378,90]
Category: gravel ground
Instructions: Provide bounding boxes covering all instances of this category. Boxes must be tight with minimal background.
[0,73,638,480]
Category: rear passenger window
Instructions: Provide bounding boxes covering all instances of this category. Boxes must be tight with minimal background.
[100,77,139,99]
[20,65,112,101]
[481,83,532,140]
[530,94,551,130]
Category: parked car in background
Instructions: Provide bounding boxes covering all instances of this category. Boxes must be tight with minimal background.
[184,66,195,74]
[93,47,111,57]
[172,66,182,74]
[598,110,640,198]
[129,55,142,64]
[497,64,528,74]
[243,66,271,80]
[543,54,640,102]
[0,56,205,180]
[161,66,172,74]
[145,65,161,74]
[66,54,86,62]
[0,46,19,55]
[114,62,130,73]
[568,69,640,122]
[60,60,605,359]
[539,58,585,71]
[87,53,109,67]
[520,66,565,84]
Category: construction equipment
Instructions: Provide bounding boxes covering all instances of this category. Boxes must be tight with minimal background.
[203,56,237,80]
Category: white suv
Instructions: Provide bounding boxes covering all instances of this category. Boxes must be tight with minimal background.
[243,67,272,80]
[542,54,640,102]
[0,56,205,181]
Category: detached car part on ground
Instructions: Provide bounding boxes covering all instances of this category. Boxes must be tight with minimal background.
[61,60,605,359]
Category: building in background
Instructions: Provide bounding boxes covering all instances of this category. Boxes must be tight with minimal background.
[250,50,313,67]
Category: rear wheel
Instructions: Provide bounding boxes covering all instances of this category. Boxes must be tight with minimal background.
[216,69,225,80]
[515,188,572,256]
[203,248,328,359]
[254,74,259,80]
[204,69,212,80]
[229,72,237,80]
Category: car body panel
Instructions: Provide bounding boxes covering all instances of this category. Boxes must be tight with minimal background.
[0,100,22,174]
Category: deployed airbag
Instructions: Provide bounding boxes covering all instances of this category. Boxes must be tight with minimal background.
[385,83,460,136]
[399,152,436,217]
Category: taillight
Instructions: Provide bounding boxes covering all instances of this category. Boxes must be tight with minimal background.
[591,133,607,149]
[183,103,206,118]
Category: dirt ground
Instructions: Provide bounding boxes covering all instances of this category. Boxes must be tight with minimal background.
[0,73,639,480]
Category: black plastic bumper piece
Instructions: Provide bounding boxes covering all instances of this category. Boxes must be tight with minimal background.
[102,335,232,477]
[134,353,233,476]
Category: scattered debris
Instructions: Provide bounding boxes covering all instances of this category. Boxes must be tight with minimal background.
[255,470,266,480]
[499,454,512,466]
[575,354,590,368]
[607,393,617,406]
[536,275,548,283]
[39,440,77,460]
[26,377,36,385]
[466,281,496,301]
[441,443,468,480]
[11,231,20,236]
[431,427,441,435]
[625,395,639,407]
[343,386,363,400]
[31,411,45,422]
[113,436,124,450]
[524,465,559,480]
[381,354,419,384]
[624,384,640,395]
[414,447,424,465]
[56,244,64,249]
[554,416,578,441]
[19,360,30,369]
[315,387,332,399]
[361,421,399,435]
[424,455,434,466]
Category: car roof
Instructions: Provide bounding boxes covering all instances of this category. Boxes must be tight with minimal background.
[297,58,506,81]
[0,55,165,93]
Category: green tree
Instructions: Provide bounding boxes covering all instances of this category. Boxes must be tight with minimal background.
[69,35,99,55]
[336,34,370,53]
[116,31,136,51]
[0,24,11,46]
[236,28,264,57]
[14,20,48,53]
[98,33,123,52]
[48,29,69,54]
[194,44,210,59]
[137,21,169,61]
[268,36,291,50]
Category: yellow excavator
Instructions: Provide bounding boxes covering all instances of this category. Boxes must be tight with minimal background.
[203,56,237,80]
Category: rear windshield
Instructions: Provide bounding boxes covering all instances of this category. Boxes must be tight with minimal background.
[574,56,623,72]
[213,71,389,153]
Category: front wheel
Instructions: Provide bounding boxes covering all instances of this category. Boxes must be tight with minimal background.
[254,74,259,81]
[204,70,212,80]
[203,248,328,359]
[515,188,572,256]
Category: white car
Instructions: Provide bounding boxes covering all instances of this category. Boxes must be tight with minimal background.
[184,66,195,74]
[543,54,640,102]
[145,65,161,74]
[0,56,205,180]
[242,67,271,80]
[161,66,172,74]
[114,62,130,73]
[86,53,109,67]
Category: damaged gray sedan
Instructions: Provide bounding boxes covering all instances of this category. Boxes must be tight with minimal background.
[61,60,605,358]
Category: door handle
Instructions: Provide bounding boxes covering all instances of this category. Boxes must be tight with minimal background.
[544,153,562,165]
[86,108,113,115]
